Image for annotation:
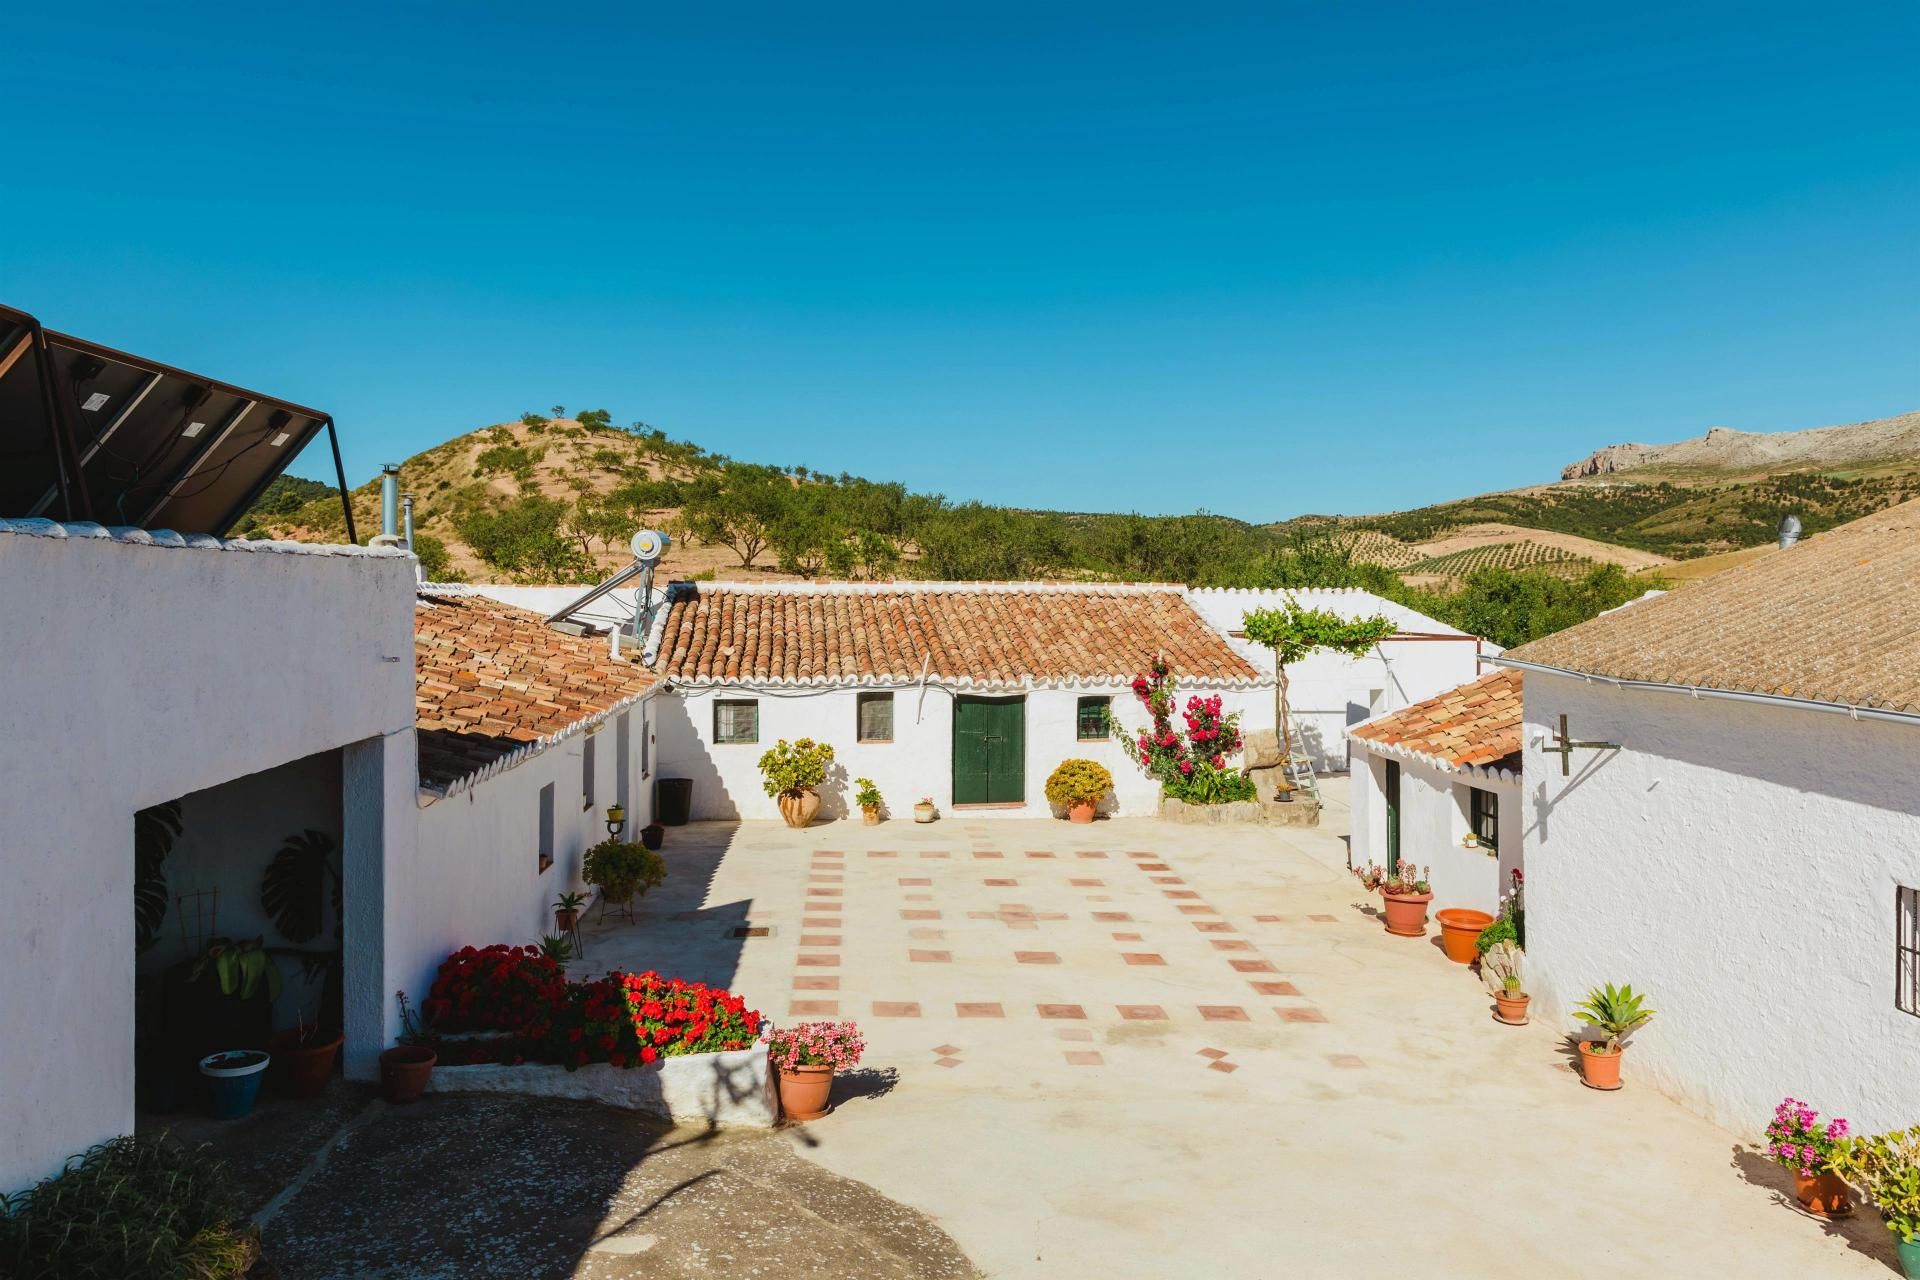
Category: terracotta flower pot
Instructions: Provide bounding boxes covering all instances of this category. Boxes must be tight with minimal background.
[1067,800,1096,824]
[1576,1041,1624,1090]
[1493,992,1531,1025]
[269,1028,342,1098]
[554,908,580,932]
[778,790,821,828]
[1436,908,1495,963]
[1380,890,1434,936]
[1793,1170,1854,1217]
[379,1045,437,1104]
[862,805,880,826]
[778,1062,835,1121]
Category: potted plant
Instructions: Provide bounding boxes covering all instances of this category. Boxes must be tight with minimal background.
[913,796,937,824]
[1831,1126,1920,1276]
[1044,758,1113,823]
[1481,941,1529,1024]
[768,1020,866,1121]
[379,991,437,1105]
[1354,861,1432,936]
[583,839,667,917]
[553,890,588,933]
[1766,1097,1854,1217]
[758,738,835,828]
[198,1049,271,1119]
[269,1010,342,1099]
[854,777,884,825]
[1571,982,1653,1090]
[639,821,665,851]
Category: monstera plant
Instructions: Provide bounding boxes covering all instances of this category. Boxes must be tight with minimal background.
[260,829,344,1029]
[134,801,183,955]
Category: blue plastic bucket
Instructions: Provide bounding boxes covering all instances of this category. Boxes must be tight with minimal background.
[199,1050,271,1119]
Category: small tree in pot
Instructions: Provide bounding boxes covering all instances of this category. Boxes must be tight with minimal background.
[583,840,667,920]
[1044,759,1113,823]
[854,777,884,825]
[758,738,835,828]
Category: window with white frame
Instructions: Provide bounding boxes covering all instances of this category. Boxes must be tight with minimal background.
[857,692,894,742]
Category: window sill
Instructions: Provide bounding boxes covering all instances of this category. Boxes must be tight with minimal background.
[951,802,1027,810]
[538,855,554,874]
[857,738,894,745]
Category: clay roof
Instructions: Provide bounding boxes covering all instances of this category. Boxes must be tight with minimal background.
[415,590,657,789]
[1348,669,1523,774]
[649,582,1262,688]
[1505,498,1920,715]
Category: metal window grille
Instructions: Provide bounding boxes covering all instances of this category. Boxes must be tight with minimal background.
[537,783,555,873]
[714,699,759,744]
[582,733,596,809]
[857,693,894,742]
[1076,696,1111,740]
[1899,886,1920,1018]
[1470,787,1499,851]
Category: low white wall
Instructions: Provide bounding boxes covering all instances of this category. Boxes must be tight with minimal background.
[654,683,1267,821]
[1522,672,1920,1134]
[0,526,415,1193]
[1187,589,1489,772]
[1349,747,1520,914]
[426,1043,774,1127]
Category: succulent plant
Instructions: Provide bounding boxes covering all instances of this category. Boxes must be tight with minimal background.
[1481,940,1525,998]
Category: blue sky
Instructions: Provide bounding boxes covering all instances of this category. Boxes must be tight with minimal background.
[4,3,1917,519]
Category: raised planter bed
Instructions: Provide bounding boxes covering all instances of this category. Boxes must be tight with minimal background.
[426,1043,775,1127]
[1159,795,1322,827]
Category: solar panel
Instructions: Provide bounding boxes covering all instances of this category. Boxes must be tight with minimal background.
[0,303,352,539]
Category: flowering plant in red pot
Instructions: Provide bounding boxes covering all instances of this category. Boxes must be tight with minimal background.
[1354,861,1432,936]
[768,1020,865,1121]
[1767,1097,1855,1217]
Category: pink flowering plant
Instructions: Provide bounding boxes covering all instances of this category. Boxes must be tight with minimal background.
[1766,1097,1850,1177]
[1120,657,1256,804]
[768,1020,866,1071]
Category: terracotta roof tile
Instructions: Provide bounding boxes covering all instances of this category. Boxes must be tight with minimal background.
[651,582,1260,687]
[415,591,657,788]
[1507,498,1920,713]
[1349,669,1522,773]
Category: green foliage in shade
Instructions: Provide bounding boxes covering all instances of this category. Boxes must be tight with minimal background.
[1043,759,1115,807]
[260,829,340,945]
[189,938,282,1003]
[133,801,183,955]
[1830,1128,1920,1244]
[582,840,666,905]
[1573,982,1654,1052]
[0,1135,254,1280]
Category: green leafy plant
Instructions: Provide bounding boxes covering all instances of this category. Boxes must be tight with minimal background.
[0,1134,255,1280]
[1573,982,1654,1054]
[1241,600,1397,769]
[1044,759,1114,808]
[553,890,588,915]
[539,934,575,972]
[1176,762,1257,804]
[189,937,283,1003]
[260,829,340,945]
[133,800,183,955]
[1475,915,1517,956]
[582,840,667,905]
[757,738,835,798]
[1830,1126,1920,1243]
[854,777,883,810]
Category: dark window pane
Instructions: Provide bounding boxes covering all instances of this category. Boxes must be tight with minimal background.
[1076,696,1111,740]
[858,693,894,742]
[715,700,758,744]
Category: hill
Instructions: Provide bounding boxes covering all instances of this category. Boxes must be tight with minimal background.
[1562,409,1920,480]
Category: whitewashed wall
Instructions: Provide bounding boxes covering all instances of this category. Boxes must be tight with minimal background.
[1348,746,1520,914]
[0,526,415,1194]
[1521,671,1920,1134]
[1187,589,1489,771]
[653,682,1266,821]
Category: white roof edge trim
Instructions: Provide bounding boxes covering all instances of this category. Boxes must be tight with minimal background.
[1492,656,1920,730]
[0,517,410,558]
[1345,730,1521,785]
[661,579,1194,596]
[659,673,1270,692]
[417,685,662,804]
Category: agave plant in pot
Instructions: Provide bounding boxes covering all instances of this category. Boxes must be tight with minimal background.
[1831,1126,1920,1277]
[379,991,437,1105]
[759,738,835,828]
[1044,758,1113,823]
[1481,941,1529,1024]
[553,890,588,933]
[1766,1096,1854,1217]
[1571,982,1653,1090]
[768,1020,866,1122]
[1354,861,1432,936]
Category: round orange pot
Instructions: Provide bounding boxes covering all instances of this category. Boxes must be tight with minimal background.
[1436,908,1494,963]
[1380,890,1433,937]
[554,908,580,932]
[1493,992,1531,1025]
[1793,1170,1854,1217]
[777,1062,835,1121]
[379,1045,437,1104]
[1067,801,1096,824]
[777,790,821,828]
[269,1028,342,1098]
[1576,1042,1624,1090]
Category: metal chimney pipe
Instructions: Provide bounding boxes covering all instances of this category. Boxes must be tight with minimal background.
[401,493,415,549]
[380,464,401,539]
[1778,513,1802,550]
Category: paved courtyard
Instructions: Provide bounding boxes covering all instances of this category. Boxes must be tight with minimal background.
[587,780,1899,1279]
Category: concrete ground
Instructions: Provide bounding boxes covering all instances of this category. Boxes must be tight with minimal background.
[590,776,1901,1279]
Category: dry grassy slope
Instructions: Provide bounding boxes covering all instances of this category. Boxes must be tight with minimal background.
[1562,409,1920,480]
[254,419,807,584]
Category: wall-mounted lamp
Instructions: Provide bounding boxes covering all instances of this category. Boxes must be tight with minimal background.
[605,803,627,839]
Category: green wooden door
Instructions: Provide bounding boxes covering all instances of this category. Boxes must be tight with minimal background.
[1384,760,1401,873]
[953,696,1026,804]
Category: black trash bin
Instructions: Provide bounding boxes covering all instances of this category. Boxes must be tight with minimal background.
[655,777,693,826]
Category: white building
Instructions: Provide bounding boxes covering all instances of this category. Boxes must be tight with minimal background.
[1346,669,1523,915]
[1500,499,1920,1133]
[642,581,1266,820]
[1185,588,1489,772]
